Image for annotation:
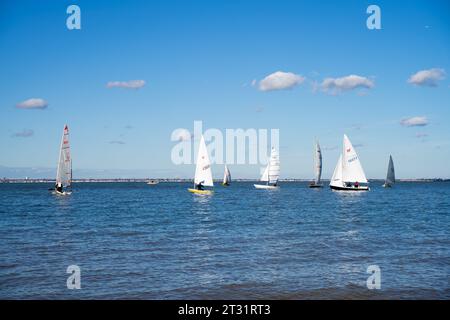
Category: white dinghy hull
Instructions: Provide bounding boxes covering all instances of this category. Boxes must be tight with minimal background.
[254,184,279,190]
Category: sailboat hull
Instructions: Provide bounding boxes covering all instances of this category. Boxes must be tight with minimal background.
[309,183,323,188]
[53,190,72,196]
[188,188,213,195]
[330,185,369,191]
[382,183,392,188]
[222,183,230,186]
[254,184,279,190]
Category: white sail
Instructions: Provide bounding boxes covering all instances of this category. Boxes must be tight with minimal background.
[194,135,213,187]
[268,148,280,185]
[260,164,269,182]
[342,134,368,183]
[56,125,72,187]
[330,154,343,187]
[314,140,322,184]
[385,155,395,185]
[223,164,231,184]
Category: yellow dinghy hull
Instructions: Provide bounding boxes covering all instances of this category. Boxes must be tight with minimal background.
[188,188,213,195]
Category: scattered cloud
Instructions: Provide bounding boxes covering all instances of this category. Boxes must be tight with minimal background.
[321,75,374,95]
[12,129,34,138]
[416,132,428,138]
[408,68,445,87]
[258,71,305,92]
[124,125,133,130]
[106,80,146,89]
[353,143,364,148]
[109,140,126,145]
[16,98,48,110]
[322,145,338,151]
[400,116,429,127]
[255,107,264,113]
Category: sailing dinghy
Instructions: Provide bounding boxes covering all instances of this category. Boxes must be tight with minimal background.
[188,134,214,195]
[382,155,395,188]
[54,125,72,195]
[330,134,369,191]
[254,147,280,189]
[222,164,231,186]
[309,140,323,188]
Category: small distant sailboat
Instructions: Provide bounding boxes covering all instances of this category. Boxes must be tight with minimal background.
[222,164,231,186]
[147,179,159,185]
[309,140,323,188]
[330,134,369,191]
[188,135,214,195]
[54,125,72,195]
[382,155,395,188]
[254,147,280,189]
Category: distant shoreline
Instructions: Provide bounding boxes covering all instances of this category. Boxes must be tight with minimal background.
[1,178,448,183]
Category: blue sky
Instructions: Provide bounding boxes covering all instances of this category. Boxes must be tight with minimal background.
[0,0,449,179]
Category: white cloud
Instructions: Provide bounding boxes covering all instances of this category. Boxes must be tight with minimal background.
[12,129,34,138]
[408,68,445,87]
[258,71,305,91]
[321,75,374,94]
[400,116,429,127]
[106,80,146,89]
[16,98,48,109]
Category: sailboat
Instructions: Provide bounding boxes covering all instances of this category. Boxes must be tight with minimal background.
[382,155,395,188]
[54,125,72,195]
[147,179,159,185]
[330,134,369,191]
[254,147,280,189]
[188,134,214,195]
[309,140,323,188]
[222,164,231,186]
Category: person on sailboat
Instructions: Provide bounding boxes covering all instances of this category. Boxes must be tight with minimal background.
[55,182,63,193]
[354,181,359,189]
[196,181,204,191]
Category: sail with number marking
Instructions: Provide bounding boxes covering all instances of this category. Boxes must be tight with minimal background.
[342,134,368,183]
[194,135,213,187]
[56,125,72,187]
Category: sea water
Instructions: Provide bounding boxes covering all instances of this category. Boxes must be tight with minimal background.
[0,182,449,299]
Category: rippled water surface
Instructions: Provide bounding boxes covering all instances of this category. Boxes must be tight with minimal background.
[0,182,449,299]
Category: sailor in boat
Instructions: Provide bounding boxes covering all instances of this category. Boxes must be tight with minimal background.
[354,181,359,189]
[55,182,63,193]
[196,181,205,191]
